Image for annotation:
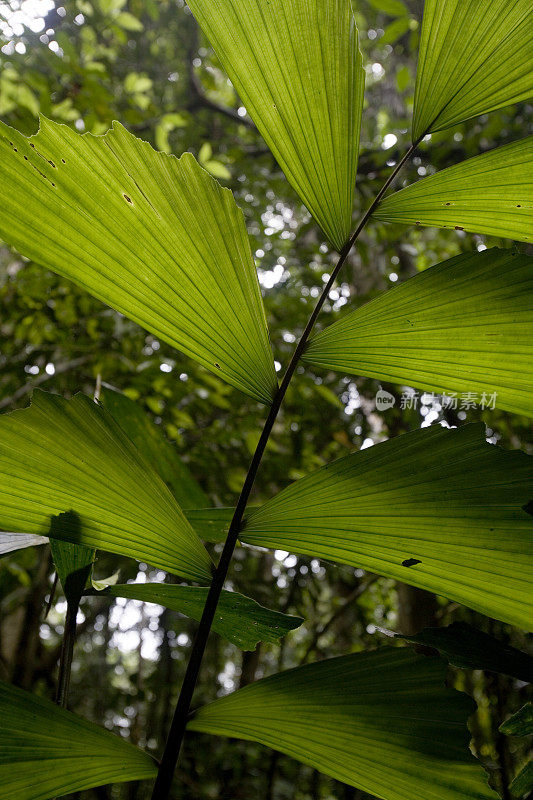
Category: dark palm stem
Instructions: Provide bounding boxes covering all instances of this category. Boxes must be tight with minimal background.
[150,137,421,800]
[55,601,77,707]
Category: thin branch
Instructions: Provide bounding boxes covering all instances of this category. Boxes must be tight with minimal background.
[37,596,109,678]
[300,575,379,664]
[55,601,77,707]
[43,572,59,619]
[0,356,89,410]
[150,136,421,800]
[186,20,255,129]
[188,70,256,129]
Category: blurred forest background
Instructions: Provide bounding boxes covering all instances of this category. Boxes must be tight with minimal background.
[0,1,531,798]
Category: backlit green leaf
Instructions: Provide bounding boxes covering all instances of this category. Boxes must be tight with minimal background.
[0,680,157,799]
[413,0,533,140]
[184,507,235,543]
[98,582,303,650]
[0,117,277,404]
[100,387,208,508]
[186,0,364,251]
[0,489,225,555]
[241,424,533,629]
[0,391,212,582]
[304,248,533,416]
[374,137,533,243]
[189,647,495,800]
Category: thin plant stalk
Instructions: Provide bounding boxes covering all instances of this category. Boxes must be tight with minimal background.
[150,136,422,799]
[55,601,77,707]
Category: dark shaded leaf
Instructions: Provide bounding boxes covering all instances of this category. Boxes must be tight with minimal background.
[402,622,533,682]
[189,647,495,800]
[98,582,303,650]
[500,704,533,737]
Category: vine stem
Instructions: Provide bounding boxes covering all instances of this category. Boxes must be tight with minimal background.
[150,137,421,799]
[55,601,77,707]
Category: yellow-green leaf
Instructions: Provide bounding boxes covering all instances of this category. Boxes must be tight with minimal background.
[241,424,533,629]
[0,117,277,404]
[0,680,156,799]
[99,387,209,509]
[413,0,533,140]
[304,248,533,416]
[374,137,533,243]
[0,391,212,582]
[115,11,144,31]
[186,0,364,250]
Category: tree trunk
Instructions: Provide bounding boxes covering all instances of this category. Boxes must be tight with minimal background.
[396,584,439,635]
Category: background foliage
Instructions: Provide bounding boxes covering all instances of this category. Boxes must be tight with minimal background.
[0,1,531,798]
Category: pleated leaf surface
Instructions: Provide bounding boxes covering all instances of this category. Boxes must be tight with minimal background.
[374,137,533,243]
[304,248,533,416]
[241,424,533,629]
[183,507,236,543]
[186,0,364,251]
[0,507,237,550]
[0,680,157,800]
[99,387,208,508]
[101,582,302,650]
[0,117,276,404]
[0,391,212,582]
[189,647,495,800]
[413,0,533,140]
